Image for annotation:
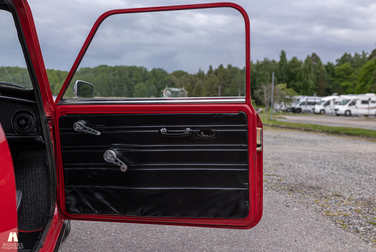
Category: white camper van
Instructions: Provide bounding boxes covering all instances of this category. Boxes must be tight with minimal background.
[335,94,376,116]
[285,96,306,112]
[314,95,344,114]
[291,97,321,113]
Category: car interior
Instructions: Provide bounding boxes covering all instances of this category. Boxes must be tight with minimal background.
[0,1,55,250]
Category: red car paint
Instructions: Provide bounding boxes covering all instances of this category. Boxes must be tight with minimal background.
[0,124,18,252]
[2,1,263,250]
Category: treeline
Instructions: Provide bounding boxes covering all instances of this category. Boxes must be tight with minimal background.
[0,66,32,88]
[48,64,246,98]
[251,49,376,104]
[2,48,375,103]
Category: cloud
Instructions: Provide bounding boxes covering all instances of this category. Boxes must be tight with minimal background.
[16,0,376,71]
[75,6,246,73]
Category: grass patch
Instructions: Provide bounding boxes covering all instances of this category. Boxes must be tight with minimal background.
[339,213,349,217]
[332,193,343,197]
[259,115,376,138]
[367,221,376,226]
[340,223,349,228]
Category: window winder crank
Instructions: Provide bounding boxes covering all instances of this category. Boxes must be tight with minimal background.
[103,150,128,172]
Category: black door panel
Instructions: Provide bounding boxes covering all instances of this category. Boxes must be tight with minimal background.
[59,113,249,218]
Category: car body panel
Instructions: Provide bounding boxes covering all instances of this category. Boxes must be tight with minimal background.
[54,103,263,229]
[11,0,55,117]
[0,124,18,251]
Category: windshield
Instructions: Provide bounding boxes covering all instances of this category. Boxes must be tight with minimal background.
[0,10,32,89]
[338,99,351,105]
[291,101,299,106]
[316,101,325,106]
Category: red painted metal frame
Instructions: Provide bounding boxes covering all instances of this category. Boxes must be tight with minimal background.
[53,2,261,229]
[10,1,64,250]
[55,103,263,229]
[0,125,18,251]
[56,2,251,104]
[12,0,54,118]
[39,206,65,252]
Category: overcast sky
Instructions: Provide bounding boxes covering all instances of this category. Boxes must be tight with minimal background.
[26,0,376,71]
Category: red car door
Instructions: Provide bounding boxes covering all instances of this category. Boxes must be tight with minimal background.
[0,124,18,252]
[52,3,263,229]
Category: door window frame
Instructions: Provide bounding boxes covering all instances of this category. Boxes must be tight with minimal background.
[55,3,251,106]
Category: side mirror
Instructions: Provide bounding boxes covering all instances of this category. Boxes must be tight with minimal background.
[74,80,94,98]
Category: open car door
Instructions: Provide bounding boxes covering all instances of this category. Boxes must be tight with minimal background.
[54,3,263,229]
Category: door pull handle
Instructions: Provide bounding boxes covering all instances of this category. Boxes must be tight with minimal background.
[103,150,128,172]
[73,121,101,136]
[160,128,192,137]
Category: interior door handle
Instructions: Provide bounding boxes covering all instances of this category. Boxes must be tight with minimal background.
[160,128,192,137]
[73,121,101,136]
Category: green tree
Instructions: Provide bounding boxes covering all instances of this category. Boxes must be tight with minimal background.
[287,57,302,93]
[325,62,341,95]
[368,49,376,60]
[335,63,355,93]
[278,50,289,84]
[299,56,316,95]
[356,58,376,93]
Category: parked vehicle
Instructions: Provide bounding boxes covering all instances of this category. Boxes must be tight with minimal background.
[314,95,344,114]
[291,97,322,113]
[335,94,376,116]
[333,95,356,116]
[285,96,307,112]
[0,1,263,251]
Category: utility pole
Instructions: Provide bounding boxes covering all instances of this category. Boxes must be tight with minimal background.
[270,72,275,120]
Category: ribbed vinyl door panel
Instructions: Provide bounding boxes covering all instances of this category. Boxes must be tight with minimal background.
[59,113,249,218]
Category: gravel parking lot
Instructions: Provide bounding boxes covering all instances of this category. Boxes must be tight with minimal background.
[59,127,376,251]
[264,126,376,246]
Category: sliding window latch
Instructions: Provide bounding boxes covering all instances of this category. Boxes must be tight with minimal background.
[73,121,101,136]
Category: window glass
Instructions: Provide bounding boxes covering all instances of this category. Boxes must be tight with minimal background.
[361,100,369,105]
[63,7,246,101]
[349,100,357,106]
[0,10,32,89]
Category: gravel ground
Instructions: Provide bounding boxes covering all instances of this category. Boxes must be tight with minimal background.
[263,126,376,246]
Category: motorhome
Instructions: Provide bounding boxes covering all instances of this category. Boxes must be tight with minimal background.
[335,94,376,116]
[314,95,344,114]
[285,96,307,112]
[291,96,322,113]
